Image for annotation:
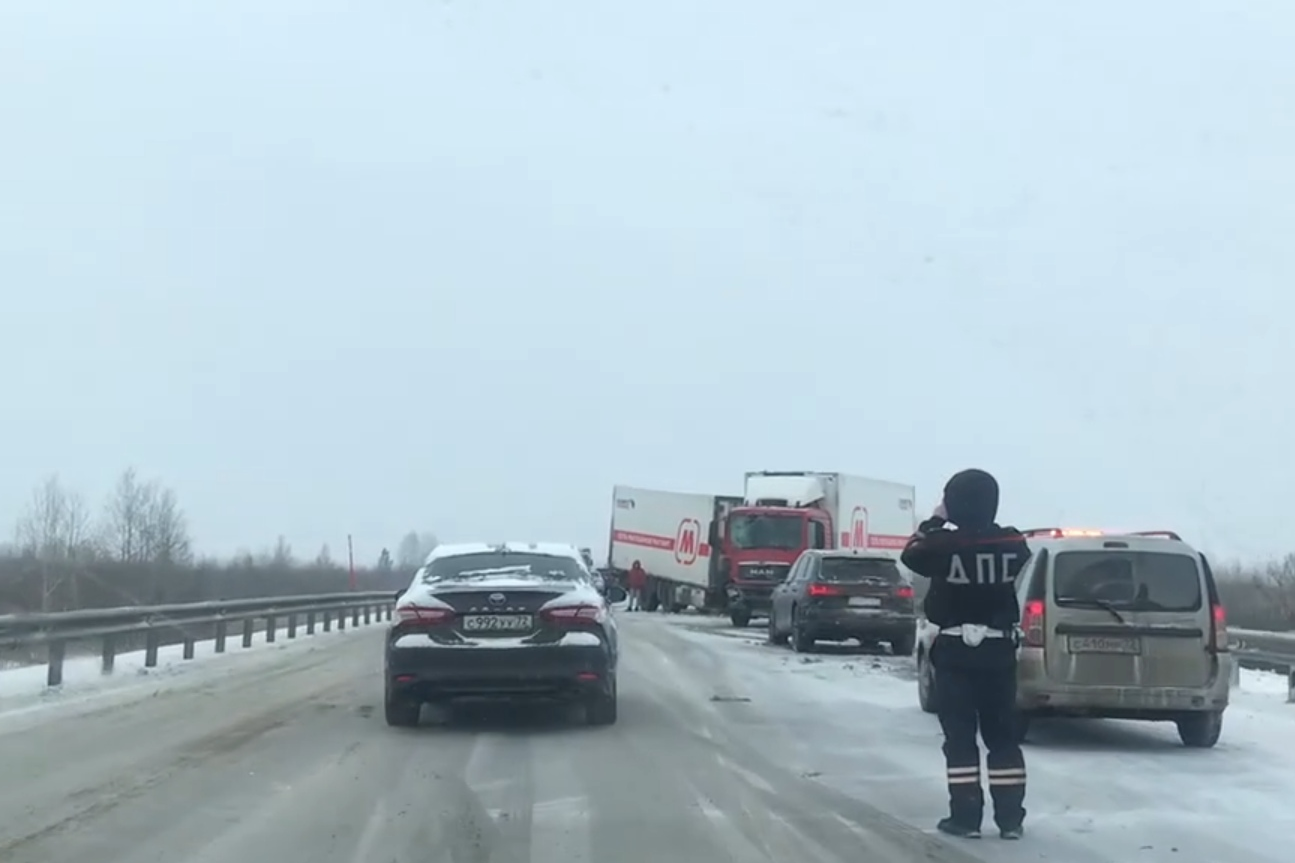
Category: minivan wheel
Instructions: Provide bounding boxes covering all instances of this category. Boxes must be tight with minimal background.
[1176,710,1223,748]
[917,652,939,714]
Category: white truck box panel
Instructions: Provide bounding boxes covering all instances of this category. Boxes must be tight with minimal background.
[610,485,715,590]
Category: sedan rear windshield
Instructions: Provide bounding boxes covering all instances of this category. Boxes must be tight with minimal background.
[820,557,903,584]
[1053,551,1202,612]
[422,552,585,583]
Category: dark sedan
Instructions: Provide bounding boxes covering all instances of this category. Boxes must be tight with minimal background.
[767,549,917,655]
[385,542,626,727]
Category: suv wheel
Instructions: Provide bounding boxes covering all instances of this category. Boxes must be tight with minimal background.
[891,631,916,657]
[917,651,939,714]
[586,678,618,726]
[730,609,752,628]
[384,687,421,728]
[767,613,789,646]
[1176,710,1223,748]
[791,608,816,653]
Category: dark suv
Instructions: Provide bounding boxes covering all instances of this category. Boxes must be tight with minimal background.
[767,549,917,655]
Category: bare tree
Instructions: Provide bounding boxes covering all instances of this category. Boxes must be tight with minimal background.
[315,543,335,568]
[12,475,93,611]
[99,468,192,565]
[271,535,294,568]
[396,531,422,568]
[1252,553,1295,628]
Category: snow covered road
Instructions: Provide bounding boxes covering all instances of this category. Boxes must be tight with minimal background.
[0,611,1289,863]
[660,614,1295,863]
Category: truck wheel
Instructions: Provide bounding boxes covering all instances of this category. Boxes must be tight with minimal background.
[730,609,752,628]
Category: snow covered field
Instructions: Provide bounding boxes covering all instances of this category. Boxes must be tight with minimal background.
[655,614,1295,863]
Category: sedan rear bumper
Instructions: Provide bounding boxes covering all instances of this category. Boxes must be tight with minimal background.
[386,634,612,701]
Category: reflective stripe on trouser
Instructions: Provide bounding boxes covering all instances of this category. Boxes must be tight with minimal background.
[986,763,1026,828]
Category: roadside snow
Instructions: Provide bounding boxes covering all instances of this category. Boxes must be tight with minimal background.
[0,619,379,727]
[656,615,1295,863]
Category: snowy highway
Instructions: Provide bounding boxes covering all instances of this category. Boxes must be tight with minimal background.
[0,613,1291,863]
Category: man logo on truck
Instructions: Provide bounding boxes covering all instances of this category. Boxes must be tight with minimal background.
[850,506,870,549]
[674,518,701,565]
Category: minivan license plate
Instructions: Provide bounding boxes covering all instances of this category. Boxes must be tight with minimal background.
[1067,635,1141,655]
[462,614,532,632]
[848,597,882,608]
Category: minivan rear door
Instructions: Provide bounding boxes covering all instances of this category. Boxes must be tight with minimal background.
[1045,548,1211,688]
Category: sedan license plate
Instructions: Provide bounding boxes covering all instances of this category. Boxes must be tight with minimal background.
[461,614,533,633]
[848,596,882,608]
[1067,635,1142,655]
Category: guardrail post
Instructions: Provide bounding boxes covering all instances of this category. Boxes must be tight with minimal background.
[1288,668,1294,704]
[215,620,227,653]
[266,615,277,643]
[183,633,196,660]
[47,640,66,687]
[385,604,392,621]
[323,610,332,632]
[352,606,360,627]
[306,611,316,635]
[338,608,347,631]
[363,605,371,625]
[102,635,116,674]
[144,628,160,668]
[242,618,254,648]
[1230,657,1242,688]
[287,613,298,639]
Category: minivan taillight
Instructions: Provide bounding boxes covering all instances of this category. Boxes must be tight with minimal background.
[1021,599,1046,648]
[1210,602,1228,652]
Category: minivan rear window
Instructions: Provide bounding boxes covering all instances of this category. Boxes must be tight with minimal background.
[820,557,903,583]
[1052,551,1202,612]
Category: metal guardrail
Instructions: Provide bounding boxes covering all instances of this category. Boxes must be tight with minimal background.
[0,591,396,688]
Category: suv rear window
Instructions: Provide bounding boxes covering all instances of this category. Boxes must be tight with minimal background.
[422,552,584,582]
[820,557,903,583]
[1052,551,1202,612]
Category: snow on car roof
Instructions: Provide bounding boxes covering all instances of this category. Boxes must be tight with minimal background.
[423,541,585,565]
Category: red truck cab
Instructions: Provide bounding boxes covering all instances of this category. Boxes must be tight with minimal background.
[719,503,835,627]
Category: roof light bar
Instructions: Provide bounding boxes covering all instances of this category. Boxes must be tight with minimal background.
[1021,528,1182,541]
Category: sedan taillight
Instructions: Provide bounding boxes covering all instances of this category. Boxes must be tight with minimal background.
[396,605,455,626]
[541,604,606,625]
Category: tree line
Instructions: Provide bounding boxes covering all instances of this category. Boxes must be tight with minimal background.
[0,471,440,614]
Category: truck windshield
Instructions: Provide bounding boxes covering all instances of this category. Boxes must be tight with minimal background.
[729,514,803,550]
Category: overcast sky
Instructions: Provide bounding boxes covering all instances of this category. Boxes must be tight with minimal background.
[1,0,1290,563]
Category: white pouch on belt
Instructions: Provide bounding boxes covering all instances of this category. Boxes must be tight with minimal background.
[960,624,989,647]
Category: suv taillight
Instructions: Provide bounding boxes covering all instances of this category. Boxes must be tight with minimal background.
[894,585,914,600]
[1210,602,1227,652]
[1021,599,1046,648]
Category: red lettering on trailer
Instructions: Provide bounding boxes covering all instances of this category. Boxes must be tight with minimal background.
[850,506,869,549]
[674,518,701,565]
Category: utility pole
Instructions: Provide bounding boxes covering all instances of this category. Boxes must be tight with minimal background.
[347,534,356,591]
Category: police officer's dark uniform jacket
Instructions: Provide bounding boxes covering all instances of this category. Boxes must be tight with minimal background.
[901,469,1029,839]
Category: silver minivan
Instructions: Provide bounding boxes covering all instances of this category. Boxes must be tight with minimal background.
[917,528,1232,748]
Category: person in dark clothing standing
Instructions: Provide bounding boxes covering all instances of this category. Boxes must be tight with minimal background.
[901,469,1030,841]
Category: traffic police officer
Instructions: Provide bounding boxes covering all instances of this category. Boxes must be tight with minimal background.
[901,468,1030,840]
